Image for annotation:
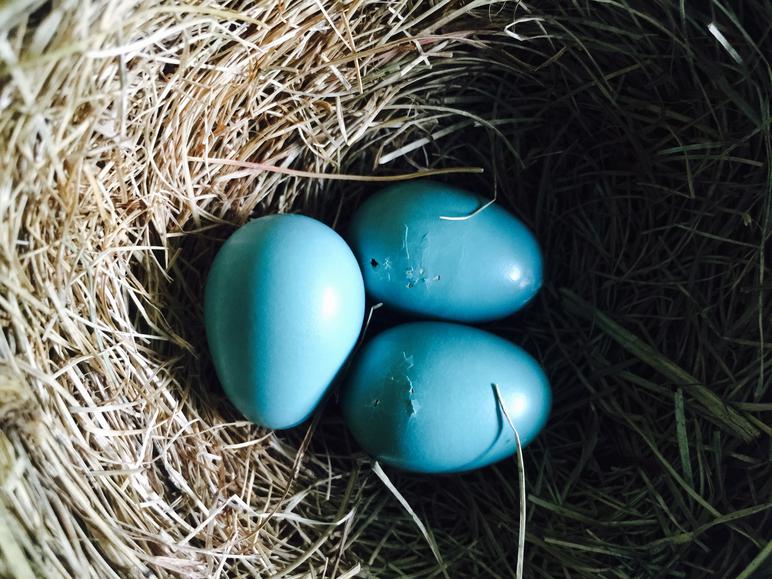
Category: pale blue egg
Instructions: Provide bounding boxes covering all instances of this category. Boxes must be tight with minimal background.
[341,322,551,473]
[347,181,543,322]
[205,214,365,430]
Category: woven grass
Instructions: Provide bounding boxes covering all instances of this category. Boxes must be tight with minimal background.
[1,0,770,577]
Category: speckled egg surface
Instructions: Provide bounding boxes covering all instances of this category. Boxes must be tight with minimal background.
[347,181,543,322]
[341,322,551,473]
[205,214,365,430]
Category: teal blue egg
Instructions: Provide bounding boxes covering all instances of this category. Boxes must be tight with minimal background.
[205,214,365,430]
[347,181,543,323]
[341,322,551,473]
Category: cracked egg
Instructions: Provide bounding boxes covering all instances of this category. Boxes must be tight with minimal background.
[341,322,551,473]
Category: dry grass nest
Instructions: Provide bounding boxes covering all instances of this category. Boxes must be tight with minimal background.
[1,1,771,577]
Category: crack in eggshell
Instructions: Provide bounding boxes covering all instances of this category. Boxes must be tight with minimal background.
[401,229,440,289]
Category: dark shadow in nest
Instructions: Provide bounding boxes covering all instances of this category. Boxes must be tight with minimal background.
[127,221,238,419]
[310,22,767,579]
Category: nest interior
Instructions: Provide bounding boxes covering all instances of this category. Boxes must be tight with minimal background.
[1,1,770,577]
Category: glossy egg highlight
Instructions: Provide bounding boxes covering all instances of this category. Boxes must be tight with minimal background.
[205,214,365,430]
[341,322,551,473]
[347,181,543,322]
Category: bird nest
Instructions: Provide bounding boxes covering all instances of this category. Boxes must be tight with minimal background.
[1,1,770,577]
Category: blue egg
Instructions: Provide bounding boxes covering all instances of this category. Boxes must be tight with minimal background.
[341,322,551,473]
[205,214,365,430]
[347,181,543,322]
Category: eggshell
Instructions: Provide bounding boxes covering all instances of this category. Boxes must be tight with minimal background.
[341,322,551,473]
[205,214,365,430]
[347,180,543,322]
